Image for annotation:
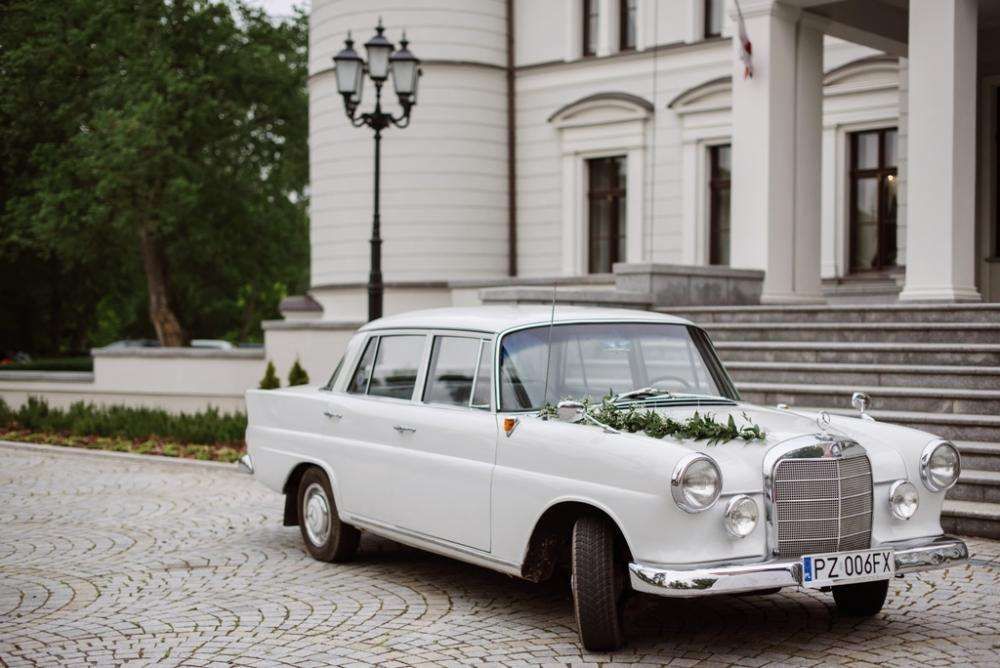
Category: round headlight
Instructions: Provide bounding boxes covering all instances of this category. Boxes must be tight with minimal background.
[888,480,919,520]
[671,454,722,513]
[724,494,759,537]
[920,441,961,492]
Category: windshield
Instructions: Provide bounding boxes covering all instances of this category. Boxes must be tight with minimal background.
[498,322,734,411]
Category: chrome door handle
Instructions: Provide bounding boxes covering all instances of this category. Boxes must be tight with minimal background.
[323,410,343,420]
[393,425,416,434]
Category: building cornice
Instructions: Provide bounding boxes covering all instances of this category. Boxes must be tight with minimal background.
[515,36,732,75]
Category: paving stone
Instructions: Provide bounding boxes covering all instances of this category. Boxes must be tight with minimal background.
[1,445,999,666]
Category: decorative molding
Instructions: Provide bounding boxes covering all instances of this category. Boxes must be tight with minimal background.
[547,91,654,125]
[668,75,732,112]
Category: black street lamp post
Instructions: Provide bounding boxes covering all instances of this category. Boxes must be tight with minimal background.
[332,20,421,322]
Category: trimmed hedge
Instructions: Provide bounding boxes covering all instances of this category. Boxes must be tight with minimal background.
[0,397,246,445]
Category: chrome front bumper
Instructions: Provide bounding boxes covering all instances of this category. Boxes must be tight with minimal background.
[629,535,969,598]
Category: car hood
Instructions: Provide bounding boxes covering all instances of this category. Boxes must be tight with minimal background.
[637,403,916,492]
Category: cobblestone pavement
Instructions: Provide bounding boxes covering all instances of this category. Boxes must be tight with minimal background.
[1,443,999,667]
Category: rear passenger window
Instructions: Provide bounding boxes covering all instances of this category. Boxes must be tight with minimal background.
[368,335,425,399]
[423,337,480,406]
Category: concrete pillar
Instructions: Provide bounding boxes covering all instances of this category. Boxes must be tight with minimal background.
[730,1,824,303]
[899,0,981,302]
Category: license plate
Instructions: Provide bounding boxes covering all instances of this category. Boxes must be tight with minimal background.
[801,548,895,588]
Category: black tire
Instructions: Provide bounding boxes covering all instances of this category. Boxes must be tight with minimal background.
[832,578,889,617]
[571,515,626,651]
[297,467,360,562]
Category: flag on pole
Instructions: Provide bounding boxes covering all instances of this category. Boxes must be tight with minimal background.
[734,0,753,79]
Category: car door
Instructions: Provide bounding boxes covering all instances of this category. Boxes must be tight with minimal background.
[319,332,430,528]
[390,334,497,552]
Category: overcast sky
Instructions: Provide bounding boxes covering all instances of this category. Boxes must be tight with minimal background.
[247,0,309,20]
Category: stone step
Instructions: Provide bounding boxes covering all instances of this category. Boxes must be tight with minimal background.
[704,321,1000,344]
[781,407,1000,442]
[667,302,1000,324]
[941,500,1000,540]
[947,469,1000,504]
[725,361,1000,390]
[714,341,1000,366]
[737,382,1000,415]
[956,441,1000,472]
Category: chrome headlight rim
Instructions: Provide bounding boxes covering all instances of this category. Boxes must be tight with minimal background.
[888,479,919,521]
[920,440,961,492]
[723,494,759,537]
[671,453,723,514]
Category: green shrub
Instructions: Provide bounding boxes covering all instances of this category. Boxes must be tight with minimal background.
[0,397,246,445]
[259,360,280,389]
[287,358,309,386]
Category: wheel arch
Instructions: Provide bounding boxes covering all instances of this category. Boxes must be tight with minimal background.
[519,498,635,583]
[281,459,342,527]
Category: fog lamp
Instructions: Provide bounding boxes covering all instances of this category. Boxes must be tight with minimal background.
[723,494,758,538]
[889,480,919,520]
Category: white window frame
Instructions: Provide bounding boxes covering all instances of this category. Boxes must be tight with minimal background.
[550,95,651,275]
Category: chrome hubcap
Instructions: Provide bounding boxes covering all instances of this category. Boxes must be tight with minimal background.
[303,483,332,546]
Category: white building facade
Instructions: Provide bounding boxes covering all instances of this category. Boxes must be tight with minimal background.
[301,0,1000,328]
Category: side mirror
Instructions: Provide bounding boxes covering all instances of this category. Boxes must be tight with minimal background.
[851,392,874,421]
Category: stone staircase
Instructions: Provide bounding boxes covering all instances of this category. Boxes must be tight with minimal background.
[668,303,1000,539]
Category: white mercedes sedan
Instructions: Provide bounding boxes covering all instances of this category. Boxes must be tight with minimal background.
[242,306,968,651]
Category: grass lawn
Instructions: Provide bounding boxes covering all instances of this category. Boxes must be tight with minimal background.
[0,357,94,372]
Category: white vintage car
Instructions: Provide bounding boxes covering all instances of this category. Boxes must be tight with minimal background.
[242,306,968,650]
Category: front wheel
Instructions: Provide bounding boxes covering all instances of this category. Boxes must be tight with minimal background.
[832,578,889,616]
[571,515,627,651]
[297,467,360,562]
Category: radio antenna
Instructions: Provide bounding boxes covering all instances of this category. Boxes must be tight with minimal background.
[540,283,557,411]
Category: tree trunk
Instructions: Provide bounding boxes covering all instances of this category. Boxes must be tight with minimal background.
[138,225,186,346]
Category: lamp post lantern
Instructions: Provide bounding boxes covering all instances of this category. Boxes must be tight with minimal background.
[333,19,421,322]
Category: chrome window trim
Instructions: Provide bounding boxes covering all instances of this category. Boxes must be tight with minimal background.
[919,439,961,492]
[762,434,869,557]
[493,319,734,414]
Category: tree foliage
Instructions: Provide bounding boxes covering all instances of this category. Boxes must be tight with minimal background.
[0,0,309,352]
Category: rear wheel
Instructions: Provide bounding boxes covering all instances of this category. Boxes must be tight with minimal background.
[297,467,359,562]
[571,515,626,651]
[832,579,889,616]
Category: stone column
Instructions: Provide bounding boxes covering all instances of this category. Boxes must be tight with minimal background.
[899,0,981,302]
[730,0,824,303]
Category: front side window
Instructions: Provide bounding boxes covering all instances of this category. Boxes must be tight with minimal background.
[849,128,899,272]
[351,335,425,399]
[620,0,637,51]
[471,341,493,409]
[705,0,723,38]
[583,0,599,56]
[347,337,378,394]
[708,144,731,265]
[423,336,481,406]
[499,323,732,411]
[587,155,627,274]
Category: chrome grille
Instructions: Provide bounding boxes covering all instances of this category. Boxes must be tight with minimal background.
[772,455,873,558]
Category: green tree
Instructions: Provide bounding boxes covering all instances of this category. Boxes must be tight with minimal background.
[259,361,280,390]
[0,0,309,350]
[287,358,309,386]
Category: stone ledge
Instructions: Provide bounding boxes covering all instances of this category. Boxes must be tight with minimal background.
[261,319,364,331]
[613,262,765,280]
[479,287,653,309]
[91,347,264,360]
[0,371,95,383]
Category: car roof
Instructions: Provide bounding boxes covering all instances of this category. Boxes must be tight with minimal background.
[359,305,694,335]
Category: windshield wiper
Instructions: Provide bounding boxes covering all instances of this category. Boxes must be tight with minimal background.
[612,389,732,404]
[612,387,673,401]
